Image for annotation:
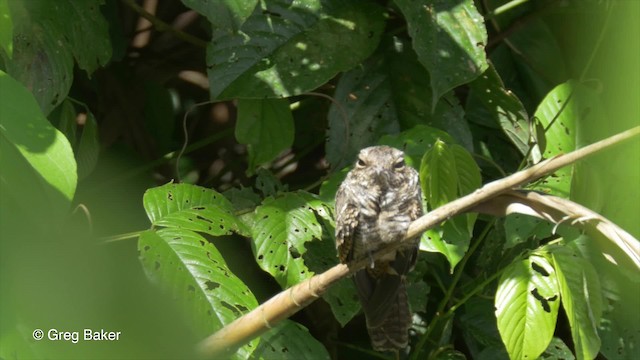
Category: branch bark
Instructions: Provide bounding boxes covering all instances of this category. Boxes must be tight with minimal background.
[197,125,640,358]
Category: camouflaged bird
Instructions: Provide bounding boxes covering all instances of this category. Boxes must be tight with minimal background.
[334,145,423,352]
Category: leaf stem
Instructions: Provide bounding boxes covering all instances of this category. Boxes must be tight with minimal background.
[101,230,144,244]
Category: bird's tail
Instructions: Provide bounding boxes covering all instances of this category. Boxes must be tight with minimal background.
[366,281,412,352]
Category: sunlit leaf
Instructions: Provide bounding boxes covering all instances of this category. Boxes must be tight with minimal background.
[419,140,480,269]
[143,183,250,237]
[0,71,77,211]
[208,0,385,99]
[251,191,325,288]
[468,63,532,156]
[495,255,560,360]
[551,246,602,360]
[138,229,258,359]
[394,0,488,107]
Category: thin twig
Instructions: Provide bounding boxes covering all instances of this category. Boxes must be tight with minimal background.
[121,0,208,48]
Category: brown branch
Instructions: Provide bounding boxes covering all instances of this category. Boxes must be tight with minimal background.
[471,190,640,269]
[121,0,208,48]
[197,125,640,358]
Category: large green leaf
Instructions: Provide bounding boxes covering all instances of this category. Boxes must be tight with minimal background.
[394,0,488,107]
[138,229,258,359]
[551,246,602,360]
[251,191,325,288]
[325,38,471,169]
[252,320,330,359]
[2,0,111,114]
[467,63,532,156]
[325,55,401,169]
[495,255,560,360]
[528,81,578,197]
[0,71,76,213]
[143,183,250,237]
[419,140,480,269]
[236,98,294,173]
[207,0,385,99]
[379,124,454,168]
[503,214,554,250]
[505,19,567,100]
[181,0,257,32]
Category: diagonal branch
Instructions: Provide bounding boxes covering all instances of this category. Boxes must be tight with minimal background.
[197,126,640,358]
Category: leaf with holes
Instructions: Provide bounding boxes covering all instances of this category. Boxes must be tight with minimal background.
[207,0,385,99]
[251,191,324,288]
[503,214,554,250]
[143,182,250,237]
[551,246,602,360]
[467,63,532,156]
[252,320,330,359]
[528,81,581,197]
[394,0,488,108]
[138,228,258,359]
[495,255,560,360]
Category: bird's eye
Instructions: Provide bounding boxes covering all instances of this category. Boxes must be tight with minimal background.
[356,158,366,167]
[394,159,405,169]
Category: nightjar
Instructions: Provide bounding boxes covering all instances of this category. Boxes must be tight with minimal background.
[334,145,423,352]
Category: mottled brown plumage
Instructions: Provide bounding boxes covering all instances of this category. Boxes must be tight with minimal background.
[335,146,423,352]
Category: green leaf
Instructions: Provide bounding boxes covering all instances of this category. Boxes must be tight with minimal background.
[421,140,458,208]
[2,0,111,114]
[505,19,567,97]
[208,0,385,99]
[394,0,488,107]
[540,337,575,360]
[236,98,294,173]
[302,212,359,326]
[529,81,581,197]
[0,71,77,207]
[503,214,554,250]
[419,140,480,269]
[318,167,349,204]
[460,297,508,359]
[467,63,531,156]
[551,246,602,360]
[0,0,13,57]
[379,124,454,167]
[325,54,401,169]
[181,0,257,32]
[143,183,250,237]
[138,229,258,358]
[495,255,560,360]
[252,320,330,360]
[325,38,471,169]
[255,168,288,198]
[251,191,324,288]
